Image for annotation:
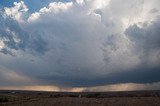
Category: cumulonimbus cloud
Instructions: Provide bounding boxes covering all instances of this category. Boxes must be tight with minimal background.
[0,0,160,89]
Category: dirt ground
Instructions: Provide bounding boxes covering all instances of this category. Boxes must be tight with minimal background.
[0,90,160,106]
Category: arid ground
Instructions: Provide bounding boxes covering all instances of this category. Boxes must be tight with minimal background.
[0,90,160,106]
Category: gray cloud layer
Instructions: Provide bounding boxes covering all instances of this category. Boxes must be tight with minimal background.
[0,0,160,89]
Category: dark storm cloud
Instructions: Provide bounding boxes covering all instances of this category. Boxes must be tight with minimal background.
[0,13,28,49]
[0,0,160,89]
[35,64,160,87]
[125,18,160,65]
[0,11,49,55]
[0,48,14,56]
[125,18,160,50]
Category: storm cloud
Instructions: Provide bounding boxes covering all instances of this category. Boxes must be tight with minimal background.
[0,0,160,90]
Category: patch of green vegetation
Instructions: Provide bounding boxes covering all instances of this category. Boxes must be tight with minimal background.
[0,95,9,102]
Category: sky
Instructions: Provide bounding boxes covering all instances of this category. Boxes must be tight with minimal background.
[0,0,160,92]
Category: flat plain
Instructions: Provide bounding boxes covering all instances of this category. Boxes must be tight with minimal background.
[0,90,160,106]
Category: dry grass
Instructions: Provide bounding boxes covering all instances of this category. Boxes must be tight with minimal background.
[0,90,160,106]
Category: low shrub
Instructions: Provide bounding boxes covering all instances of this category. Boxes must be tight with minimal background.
[0,96,9,102]
[86,93,102,98]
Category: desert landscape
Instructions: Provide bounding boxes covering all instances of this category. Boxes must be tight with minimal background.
[0,90,160,106]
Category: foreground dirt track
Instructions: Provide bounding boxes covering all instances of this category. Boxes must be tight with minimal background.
[0,90,160,106]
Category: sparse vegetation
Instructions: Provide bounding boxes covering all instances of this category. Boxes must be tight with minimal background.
[86,93,102,98]
[0,95,9,102]
[0,90,160,106]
